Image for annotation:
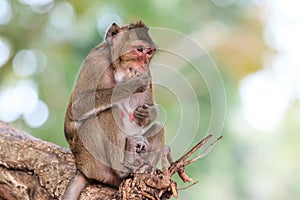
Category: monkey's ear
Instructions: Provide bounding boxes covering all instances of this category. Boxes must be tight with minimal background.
[105,23,121,45]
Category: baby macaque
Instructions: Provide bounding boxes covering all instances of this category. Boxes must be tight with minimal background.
[63,21,164,199]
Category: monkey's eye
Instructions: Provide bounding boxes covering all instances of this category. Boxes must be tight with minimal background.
[136,45,145,53]
[128,67,133,72]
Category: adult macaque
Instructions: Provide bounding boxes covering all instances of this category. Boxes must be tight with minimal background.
[63,21,164,199]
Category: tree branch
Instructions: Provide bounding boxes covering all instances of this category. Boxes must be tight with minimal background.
[0,120,117,199]
[0,120,222,200]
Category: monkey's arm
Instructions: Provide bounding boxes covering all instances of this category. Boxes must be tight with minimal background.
[69,74,150,123]
[70,88,115,122]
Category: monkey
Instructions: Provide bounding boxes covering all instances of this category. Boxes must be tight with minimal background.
[63,21,165,200]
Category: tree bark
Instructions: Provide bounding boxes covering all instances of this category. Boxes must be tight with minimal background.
[0,120,117,200]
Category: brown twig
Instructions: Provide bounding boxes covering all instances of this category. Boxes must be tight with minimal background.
[168,135,223,182]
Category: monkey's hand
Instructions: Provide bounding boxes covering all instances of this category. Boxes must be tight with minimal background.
[133,104,158,127]
[112,74,150,105]
[126,74,150,94]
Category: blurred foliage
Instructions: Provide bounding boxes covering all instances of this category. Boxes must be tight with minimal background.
[1,0,300,200]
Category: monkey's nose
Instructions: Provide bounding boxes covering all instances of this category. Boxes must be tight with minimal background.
[146,47,156,57]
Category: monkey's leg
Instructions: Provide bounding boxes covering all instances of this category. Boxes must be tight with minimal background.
[63,172,87,200]
[143,122,165,166]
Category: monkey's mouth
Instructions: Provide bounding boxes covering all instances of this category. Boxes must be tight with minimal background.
[128,68,139,78]
[129,63,147,73]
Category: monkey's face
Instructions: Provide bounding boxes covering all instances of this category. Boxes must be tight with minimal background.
[114,45,156,83]
[111,29,156,83]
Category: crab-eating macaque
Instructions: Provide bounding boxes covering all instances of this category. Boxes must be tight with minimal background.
[63,21,165,200]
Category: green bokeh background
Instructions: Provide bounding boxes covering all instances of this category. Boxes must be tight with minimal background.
[1,0,299,199]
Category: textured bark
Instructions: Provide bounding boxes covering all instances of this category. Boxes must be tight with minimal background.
[0,120,117,200]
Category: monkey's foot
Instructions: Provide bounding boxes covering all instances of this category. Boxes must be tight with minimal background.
[125,135,150,154]
[124,135,151,169]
